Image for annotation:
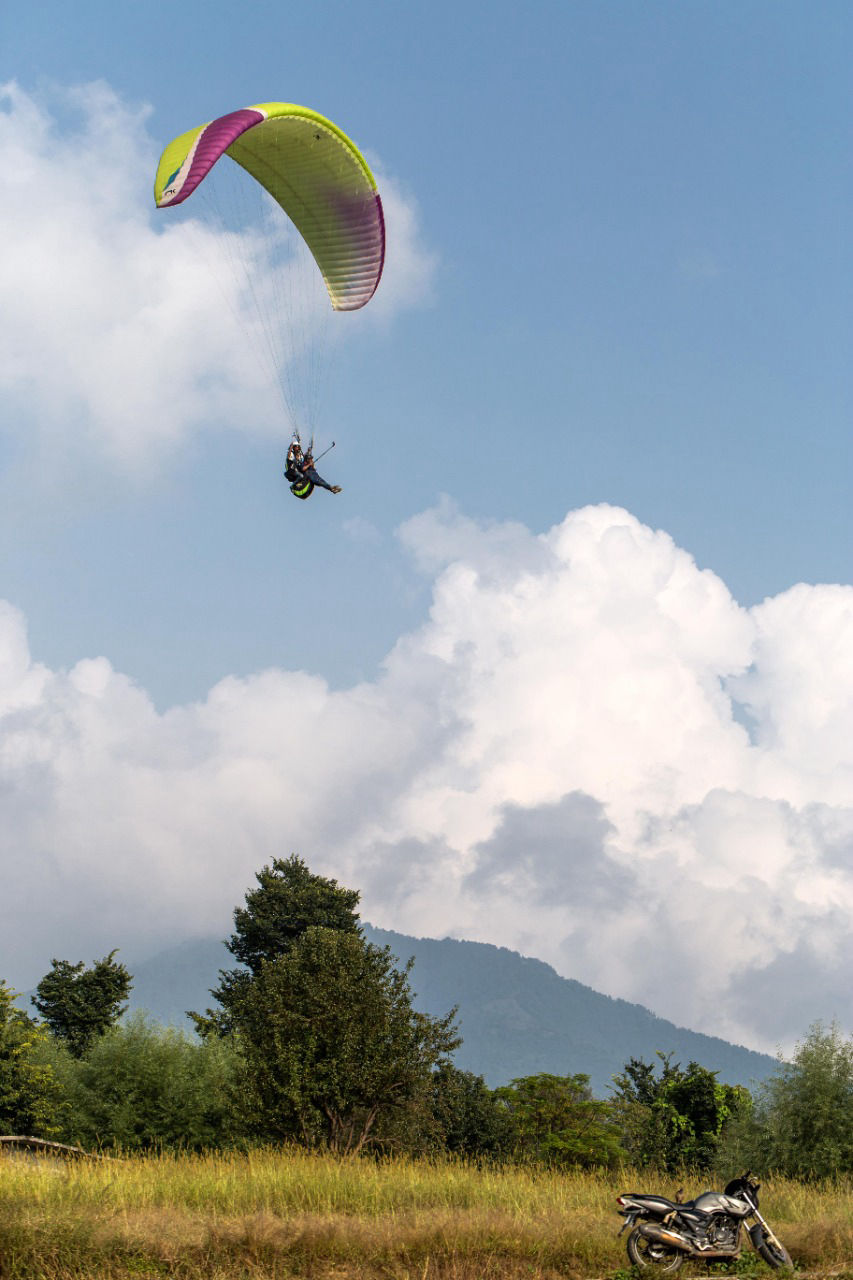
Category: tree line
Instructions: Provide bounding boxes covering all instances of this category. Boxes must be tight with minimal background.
[2,855,852,1177]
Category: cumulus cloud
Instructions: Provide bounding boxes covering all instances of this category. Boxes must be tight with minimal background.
[1,502,851,1053]
[0,81,434,472]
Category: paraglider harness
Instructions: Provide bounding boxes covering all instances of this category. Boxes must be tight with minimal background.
[285,434,331,501]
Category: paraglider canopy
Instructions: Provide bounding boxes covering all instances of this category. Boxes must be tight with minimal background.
[154,102,385,311]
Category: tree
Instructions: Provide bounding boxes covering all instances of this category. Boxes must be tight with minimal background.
[611,1052,747,1171]
[495,1072,622,1168]
[383,1062,513,1159]
[31,952,131,1057]
[47,1013,241,1152]
[429,1063,513,1159]
[233,926,460,1153]
[192,855,362,1035]
[753,1021,853,1178]
[0,981,64,1136]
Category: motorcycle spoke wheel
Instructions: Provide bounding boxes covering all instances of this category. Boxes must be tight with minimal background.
[626,1227,684,1273]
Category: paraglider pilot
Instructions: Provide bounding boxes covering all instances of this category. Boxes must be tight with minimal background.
[284,437,342,499]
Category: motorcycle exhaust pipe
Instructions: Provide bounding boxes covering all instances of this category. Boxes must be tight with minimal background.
[637,1222,695,1254]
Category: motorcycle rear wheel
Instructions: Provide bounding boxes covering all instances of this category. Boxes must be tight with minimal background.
[626,1227,685,1272]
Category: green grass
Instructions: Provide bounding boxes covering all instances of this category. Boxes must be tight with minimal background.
[1,1150,851,1279]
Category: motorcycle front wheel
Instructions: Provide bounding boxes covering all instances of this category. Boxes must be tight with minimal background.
[755,1233,793,1270]
[626,1227,685,1272]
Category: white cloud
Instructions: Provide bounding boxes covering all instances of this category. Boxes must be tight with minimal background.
[0,81,435,473]
[1,501,851,1053]
[342,515,382,545]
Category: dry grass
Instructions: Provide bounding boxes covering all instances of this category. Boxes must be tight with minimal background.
[1,1149,851,1279]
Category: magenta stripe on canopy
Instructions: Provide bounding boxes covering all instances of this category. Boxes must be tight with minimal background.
[163,108,264,206]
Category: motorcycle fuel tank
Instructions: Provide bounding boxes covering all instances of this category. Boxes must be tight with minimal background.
[692,1192,751,1217]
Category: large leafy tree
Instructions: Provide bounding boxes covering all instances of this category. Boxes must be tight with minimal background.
[31,952,131,1058]
[611,1052,747,1171]
[233,926,460,1154]
[495,1071,621,1167]
[193,854,362,1034]
[753,1022,853,1177]
[0,981,63,1135]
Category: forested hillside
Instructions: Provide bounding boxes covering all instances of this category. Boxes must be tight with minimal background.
[121,925,775,1093]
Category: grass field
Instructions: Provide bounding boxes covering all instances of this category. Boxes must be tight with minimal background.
[1,1149,851,1279]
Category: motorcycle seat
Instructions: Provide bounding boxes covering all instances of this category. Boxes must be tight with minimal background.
[621,1193,711,1217]
[623,1194,686,1212]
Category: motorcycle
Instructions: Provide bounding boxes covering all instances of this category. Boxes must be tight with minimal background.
[616,1172,792,1271]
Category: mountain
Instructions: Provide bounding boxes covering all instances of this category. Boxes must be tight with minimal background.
[123,927,777,1095]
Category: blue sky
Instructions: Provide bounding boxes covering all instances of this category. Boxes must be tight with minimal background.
[1,1,851,1051]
